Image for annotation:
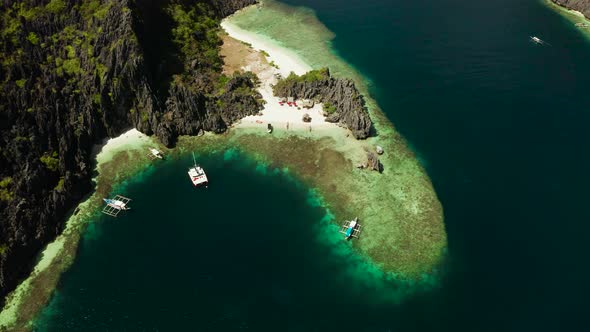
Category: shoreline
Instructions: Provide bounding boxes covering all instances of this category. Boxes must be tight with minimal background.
[545,0,590,40]
[221,20,341,133]
[546,0,589,19]
[219,18,371,165]
[0,129,157,329]
[1,1,447,329]
[219,3,446,277]
[221,20,312,77]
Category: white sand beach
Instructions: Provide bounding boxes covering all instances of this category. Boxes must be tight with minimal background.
[221,20,342,133]
[94,128,152,165]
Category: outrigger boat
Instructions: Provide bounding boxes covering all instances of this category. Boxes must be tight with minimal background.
[101,195,131,217]
[188,152,208,187]
[339,217,361,240]
[147,148,163,160]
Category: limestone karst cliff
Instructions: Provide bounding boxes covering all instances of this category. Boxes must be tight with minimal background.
[552,0,590,18]
[0,0,374,307]
[272,68,373,139]
[0,0,259,306]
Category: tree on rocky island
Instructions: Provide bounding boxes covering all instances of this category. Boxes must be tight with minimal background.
[272,68,373,139]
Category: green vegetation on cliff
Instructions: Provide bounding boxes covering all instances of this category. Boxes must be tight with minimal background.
[0,177,13,202]
[166,1,260,103]
[273,68,330,93]
[39,152,59,172]
[0,0,120,92]
[0,0,145,309]
[323,101,336,114]
[0,0,261,311]
[169,3,223,73]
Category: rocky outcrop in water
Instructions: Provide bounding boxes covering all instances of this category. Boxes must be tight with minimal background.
[552,0,590,18]
[366,152,383,173]
[0,0,259,306]
[272,69,373,139]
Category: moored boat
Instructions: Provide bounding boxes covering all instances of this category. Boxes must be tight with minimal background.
[188,152,208,187]
[101,195,132,217]
[103,198,129,210]
[339,217,361,240]
[345,218,358,239]
[149,148,163,159]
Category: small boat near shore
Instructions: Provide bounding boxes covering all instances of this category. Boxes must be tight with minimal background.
[147,148,163,160]
[575,22,590,28]
[339,217,361,240]
[102,195,131,217]
[188,152,208,188]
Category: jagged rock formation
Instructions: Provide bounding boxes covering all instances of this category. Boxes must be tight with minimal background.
[0,0,259,306]
[366,152,383,173]
[210,0,256,17]
[272,69,372,139]
[552,0,590,18]
[159,74,263,146]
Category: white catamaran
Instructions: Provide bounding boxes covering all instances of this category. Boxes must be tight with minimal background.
[188,152,208,187]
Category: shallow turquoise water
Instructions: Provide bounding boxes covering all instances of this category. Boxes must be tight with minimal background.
[34,152,417,330]
[35,0,590,330]
[281,0,590,330]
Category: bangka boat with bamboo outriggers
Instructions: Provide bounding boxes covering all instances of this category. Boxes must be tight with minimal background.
[339,217,361,240]
[102,195,131,217]
[147,148,163,160]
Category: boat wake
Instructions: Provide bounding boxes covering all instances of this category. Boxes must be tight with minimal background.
[530,35,551,46]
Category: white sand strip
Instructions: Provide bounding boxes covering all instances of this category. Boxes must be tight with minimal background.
[221,20,344,133]
[221,21,311,77]
[94,128,151,165]
[0,129,153,328]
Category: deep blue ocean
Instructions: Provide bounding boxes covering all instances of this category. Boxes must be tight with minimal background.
[35,0,590,330]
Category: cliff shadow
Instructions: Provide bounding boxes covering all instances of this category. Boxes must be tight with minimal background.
[130,0,183,99]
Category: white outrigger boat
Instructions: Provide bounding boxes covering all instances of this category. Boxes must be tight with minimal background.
[339,217,361,240]
[188,152,208,187]
[102,195,131,217]
[147,148,163,160]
